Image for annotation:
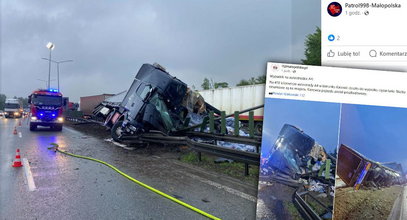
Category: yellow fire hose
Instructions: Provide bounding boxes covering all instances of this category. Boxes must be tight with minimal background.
[49,143,221,220]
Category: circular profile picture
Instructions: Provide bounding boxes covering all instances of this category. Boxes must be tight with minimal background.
[327,2,342,17]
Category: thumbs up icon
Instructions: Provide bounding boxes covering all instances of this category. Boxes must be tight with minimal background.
[327,50,335,57]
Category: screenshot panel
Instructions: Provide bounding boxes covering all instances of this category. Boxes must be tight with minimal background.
[322,0,407,72]
[257,62,407,219]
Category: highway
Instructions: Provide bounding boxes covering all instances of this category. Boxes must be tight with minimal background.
[0,117,257,219]
[388,185,407,220]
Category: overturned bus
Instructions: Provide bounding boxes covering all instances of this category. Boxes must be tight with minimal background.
[264,124,335,182]
[97,63,221,141]
[262,124,335,220]
[337,144,404,189]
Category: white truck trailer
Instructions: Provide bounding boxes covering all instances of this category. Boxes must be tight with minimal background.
[198,84,265,134]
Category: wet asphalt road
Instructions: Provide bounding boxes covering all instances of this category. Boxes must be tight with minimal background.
[0,117,257,220]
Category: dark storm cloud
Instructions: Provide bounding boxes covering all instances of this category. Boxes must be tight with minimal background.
[1,0,320,102]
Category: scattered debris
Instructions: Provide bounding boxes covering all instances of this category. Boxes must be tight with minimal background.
[260,124,335,219]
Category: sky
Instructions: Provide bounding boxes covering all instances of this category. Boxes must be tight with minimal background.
[339,104,407,170]
[261,98,341,158]
[0,0,320,102]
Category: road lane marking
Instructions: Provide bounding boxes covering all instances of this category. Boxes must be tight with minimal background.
[181,172,257,203]
[54,146,221,220]
[18,132,22,138]
[22,158,37,191]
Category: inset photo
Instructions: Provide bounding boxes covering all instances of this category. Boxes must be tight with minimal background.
[256,99,340,219]
[334,104,407,220]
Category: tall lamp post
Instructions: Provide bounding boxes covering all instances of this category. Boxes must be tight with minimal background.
[46,42,55,90]
[42,58,73,91]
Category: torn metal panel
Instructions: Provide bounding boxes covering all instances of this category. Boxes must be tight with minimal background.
[182,88,206,114]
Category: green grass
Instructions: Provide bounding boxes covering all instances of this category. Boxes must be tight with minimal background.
[284,201,303,220]
[179,151,259,183]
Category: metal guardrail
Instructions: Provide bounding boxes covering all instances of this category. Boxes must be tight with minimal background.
[294,190,332,220]
[122,133,260,166]
[294,191,323,220]
[67,106,264,175]
[65,116,104,126]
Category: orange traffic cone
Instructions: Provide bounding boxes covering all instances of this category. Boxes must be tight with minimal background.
[18,120,22,126]
[13,127,17,135]
[12,149,23,167]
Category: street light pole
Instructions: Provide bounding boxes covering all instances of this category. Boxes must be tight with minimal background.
[46,42,55,90]
[48,48,51,89]
[42,58,73,91]
[57,63,60,91]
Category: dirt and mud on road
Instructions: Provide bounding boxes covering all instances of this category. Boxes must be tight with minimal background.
[334,185,403,220]
[256,177,303,220]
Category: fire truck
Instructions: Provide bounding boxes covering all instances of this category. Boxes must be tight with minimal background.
[28,89,66,131]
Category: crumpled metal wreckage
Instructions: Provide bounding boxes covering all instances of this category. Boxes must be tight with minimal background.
[93,63,258,154]
[261,124,335,219]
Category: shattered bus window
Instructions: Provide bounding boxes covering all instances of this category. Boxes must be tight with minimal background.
[258,124,335,220]
[266,124,316,178]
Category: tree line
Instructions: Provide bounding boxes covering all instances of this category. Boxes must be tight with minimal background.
[200,74,266,90]
[200,27,320,90]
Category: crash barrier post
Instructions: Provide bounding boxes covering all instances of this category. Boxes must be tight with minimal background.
[325,159,331,180]
[50,144,221,220]
[318,163,325,177]
[198,152,202,162]
[248,111,254,138]
[200,116,209,132]
[183,117,191,128]
[234,111,239,136]
[244,163,249,176]
[245,111,254,176]
[220,111,226,135]
[317,159,332,180]
[209,111,215,134]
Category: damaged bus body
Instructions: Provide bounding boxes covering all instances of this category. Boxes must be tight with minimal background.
[93,63,262,170]
[103,63,220,141]
[262,124,335,220]
[337,144,404,189]
[264,124,335,182]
